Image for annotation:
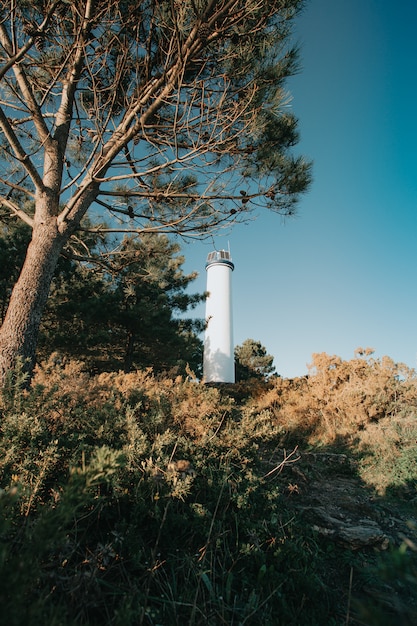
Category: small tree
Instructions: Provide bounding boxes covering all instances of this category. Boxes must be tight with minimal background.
[235,338,276,381]
[38,232,205,374]
[0,0,311,384]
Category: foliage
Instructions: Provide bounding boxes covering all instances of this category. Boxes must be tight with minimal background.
[249,349,417,494]
[38,232,205,374]
[1,351,417,624]
[0,223,205,375]
[353,529,417,626]
[235,338,276,381]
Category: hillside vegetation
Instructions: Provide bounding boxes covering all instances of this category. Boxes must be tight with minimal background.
[0,351,416,625]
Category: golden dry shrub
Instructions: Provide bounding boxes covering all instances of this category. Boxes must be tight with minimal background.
[248,351,417,446]
[31,355,103,424]
[170,381,233,440]
[302,352,416,443]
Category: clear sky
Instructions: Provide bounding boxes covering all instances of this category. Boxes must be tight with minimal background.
[181,0,417,378]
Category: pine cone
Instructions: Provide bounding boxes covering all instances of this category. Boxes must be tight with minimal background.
[55,2,70,17]
[197,23,210,44]
[34,36,45,52]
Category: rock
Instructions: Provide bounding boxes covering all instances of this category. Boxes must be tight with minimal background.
[290,455,391,550]
[303,502,389,549]
[337,521,389,549]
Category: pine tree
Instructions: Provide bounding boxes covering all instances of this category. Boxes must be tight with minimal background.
[0,222,204,374]
[0,0,311,384]
[235,338,276,381]
[39,232,205,374]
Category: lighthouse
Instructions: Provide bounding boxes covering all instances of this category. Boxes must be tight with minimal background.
[203,249,235,383]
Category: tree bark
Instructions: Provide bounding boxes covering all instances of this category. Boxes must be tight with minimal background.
[123,331,135,374]
[0,216,66,386]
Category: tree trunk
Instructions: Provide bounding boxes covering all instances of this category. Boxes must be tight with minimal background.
[0,217,66,386]
[123,331,135,374]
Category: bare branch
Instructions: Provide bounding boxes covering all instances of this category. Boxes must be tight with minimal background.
[0,195,34,227]
[0,4,61,146]
[0,106,43,190]
[262,446,301,480]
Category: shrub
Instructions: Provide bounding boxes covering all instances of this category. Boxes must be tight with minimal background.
[1,354,417,624]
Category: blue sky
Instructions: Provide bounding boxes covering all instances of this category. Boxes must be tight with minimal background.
[181,0,417,378]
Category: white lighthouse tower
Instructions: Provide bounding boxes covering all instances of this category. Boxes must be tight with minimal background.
[203,249,235,383]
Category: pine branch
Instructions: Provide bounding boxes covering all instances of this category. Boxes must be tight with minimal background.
[0,106,43,190]
[0,196,34,227]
